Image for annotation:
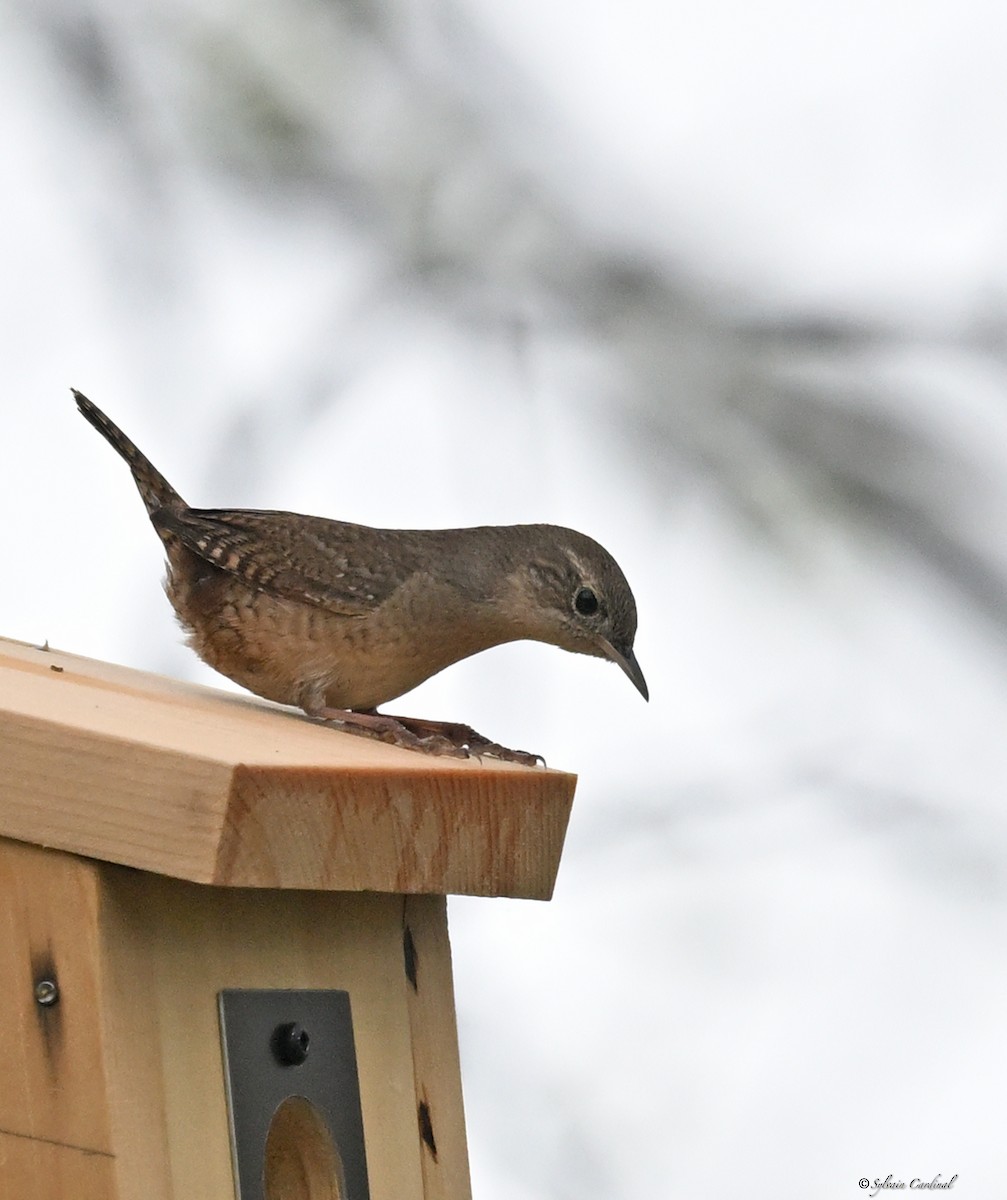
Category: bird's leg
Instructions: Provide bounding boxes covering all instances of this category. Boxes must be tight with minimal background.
[371,713,545,768]
[307,706,468,757]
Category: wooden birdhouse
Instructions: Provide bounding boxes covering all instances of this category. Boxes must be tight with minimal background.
[0,636,575,1200]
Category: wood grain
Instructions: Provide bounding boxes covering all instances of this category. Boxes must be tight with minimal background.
[0,637,576,898]
[0,839,473,1200]
[0,1131,116,1200]
[0,839,114,1157]
[401,896,472,1200]
[98,867,429,1200]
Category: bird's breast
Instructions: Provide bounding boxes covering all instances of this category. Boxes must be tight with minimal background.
[165,556,510,712]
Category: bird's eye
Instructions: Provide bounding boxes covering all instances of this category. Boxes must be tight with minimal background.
[574,586,600,617]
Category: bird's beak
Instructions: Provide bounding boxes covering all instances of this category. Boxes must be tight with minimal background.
[603,642,649,702]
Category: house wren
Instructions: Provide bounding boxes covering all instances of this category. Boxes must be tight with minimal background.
[73,390,646,763]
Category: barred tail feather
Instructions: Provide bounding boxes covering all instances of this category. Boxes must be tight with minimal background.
[73,389,185,516]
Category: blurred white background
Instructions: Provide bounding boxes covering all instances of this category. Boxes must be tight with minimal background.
[3,1,1007,1196]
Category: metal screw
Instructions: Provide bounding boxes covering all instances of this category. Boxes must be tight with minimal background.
[271,1022,310,1066]
[35,979,59,1007]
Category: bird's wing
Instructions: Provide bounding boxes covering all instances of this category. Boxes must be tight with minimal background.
[152,508,416,617]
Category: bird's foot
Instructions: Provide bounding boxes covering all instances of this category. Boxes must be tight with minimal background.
[309,707,543,767]
[310,707,467,757]
[372,713,545,768]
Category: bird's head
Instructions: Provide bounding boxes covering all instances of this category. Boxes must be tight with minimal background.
[505,526,648,701]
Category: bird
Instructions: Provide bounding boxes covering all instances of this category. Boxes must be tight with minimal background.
[73,389,647,763]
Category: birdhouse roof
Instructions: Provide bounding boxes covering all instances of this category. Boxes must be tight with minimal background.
[0,637,574,899]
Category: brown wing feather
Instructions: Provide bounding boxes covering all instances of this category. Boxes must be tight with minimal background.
[152,508,422,618]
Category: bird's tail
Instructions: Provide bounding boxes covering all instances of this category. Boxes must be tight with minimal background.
[73,389,186,516]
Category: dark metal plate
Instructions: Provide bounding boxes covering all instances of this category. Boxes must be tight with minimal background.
[218,989,370,1200]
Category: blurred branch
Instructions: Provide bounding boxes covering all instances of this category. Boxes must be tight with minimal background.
[27,0,1007,617]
